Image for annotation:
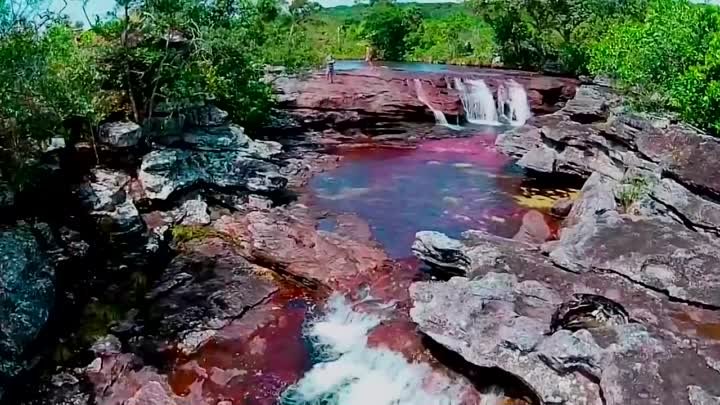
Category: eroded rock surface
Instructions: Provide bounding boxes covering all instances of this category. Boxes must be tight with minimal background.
[411,229,720,405]
[275,69,577,129]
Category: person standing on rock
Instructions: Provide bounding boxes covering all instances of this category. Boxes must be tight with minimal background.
[325,54,336,84]
[365,45,375,68]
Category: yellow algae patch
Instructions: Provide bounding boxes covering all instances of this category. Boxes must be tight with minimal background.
[513,187,580,210]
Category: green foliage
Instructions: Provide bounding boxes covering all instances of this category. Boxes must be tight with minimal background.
[406,12,495,65]
[589,0,720,134]
[171,224,221,244]
[468,0,648,74]
[617,175,652,211]
[360,0,421,61]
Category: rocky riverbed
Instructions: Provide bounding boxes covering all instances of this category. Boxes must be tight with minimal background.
[1,67,718,405]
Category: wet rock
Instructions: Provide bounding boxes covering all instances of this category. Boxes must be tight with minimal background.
[98,121,143,148]
[146,237,278,353]
[512,210,551,244]
[0,225,54,393]
[411,229,720,405]
[551,198,573,218]
[138,148,287,201]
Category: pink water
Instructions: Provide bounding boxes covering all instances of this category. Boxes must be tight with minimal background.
[167,133,556,405]
[310,134,532,258]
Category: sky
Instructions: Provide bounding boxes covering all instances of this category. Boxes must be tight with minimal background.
[52,0,457,24]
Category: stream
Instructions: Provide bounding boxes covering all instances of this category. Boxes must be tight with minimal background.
[165,125,575,405]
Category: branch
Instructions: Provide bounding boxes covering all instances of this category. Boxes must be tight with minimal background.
[82,0,96,28]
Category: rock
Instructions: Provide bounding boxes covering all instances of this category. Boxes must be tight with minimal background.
[275,69,577,128]
[98,121,143,148]
[44,137,66,153]
[411,229,720,405]
[176,197,211,226]
[90,335,122,356]
[550,209,720,308]
[185,105,230,127]
[145,237,278,353]
[76,169,147,252]
[153,125,282,158]
[650,177,720,234]
[212,205,387,288]
[551,198,574,218]
[560,85,621,123]
[636,125,720,199]
[0,181,15,211]
[564,172,618,227]
[689,386,720,405]
[512,210,551,243]
[0,225,54,392]
[412,231,470,276]
[138,148,287,201]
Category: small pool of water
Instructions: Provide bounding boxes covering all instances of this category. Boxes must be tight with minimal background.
[310,133,553,258]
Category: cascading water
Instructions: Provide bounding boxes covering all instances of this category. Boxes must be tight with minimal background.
[280,293,465,405]
[453,78,500,126]
[497,80,531,126]
[413,78,450,127]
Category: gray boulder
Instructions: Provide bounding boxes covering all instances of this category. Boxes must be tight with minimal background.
[76,169,146,245]
[0,225,54,392]
[185,105,230,127]
[98,121,143,148]
[138,148,287,201]
[411,230,720,405]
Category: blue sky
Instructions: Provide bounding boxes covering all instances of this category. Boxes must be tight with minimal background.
[53,0,459,24]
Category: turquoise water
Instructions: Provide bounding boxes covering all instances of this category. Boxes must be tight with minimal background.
[335,60,467,73]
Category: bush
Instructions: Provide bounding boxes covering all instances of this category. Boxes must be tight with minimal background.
[590,0,720,134]
[469,0,648,74]
[406,12,495,65]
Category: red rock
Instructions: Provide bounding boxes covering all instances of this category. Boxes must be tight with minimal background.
[276,68,578,128]
[212,205,389,288]
[512,210,551,244]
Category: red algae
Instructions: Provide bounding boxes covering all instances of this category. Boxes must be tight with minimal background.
[169,285,318,405]
[162,135,573,405]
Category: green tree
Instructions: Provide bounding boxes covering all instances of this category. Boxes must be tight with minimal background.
[469,0,647,73]
[407,12,495,65]
[360,0,419,61]
[590,0,720,134]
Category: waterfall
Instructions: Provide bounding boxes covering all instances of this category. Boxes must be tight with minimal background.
[453,78,500,126]
[497,80,531,126]
[413,78,450,126]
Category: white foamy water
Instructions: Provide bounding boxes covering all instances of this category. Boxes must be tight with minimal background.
[453,78,501,126]
[497,80,531,126]
[281,292,465,405]
[413,78,461,129]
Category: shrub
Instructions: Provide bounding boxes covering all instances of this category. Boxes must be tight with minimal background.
[590,0,720,134]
